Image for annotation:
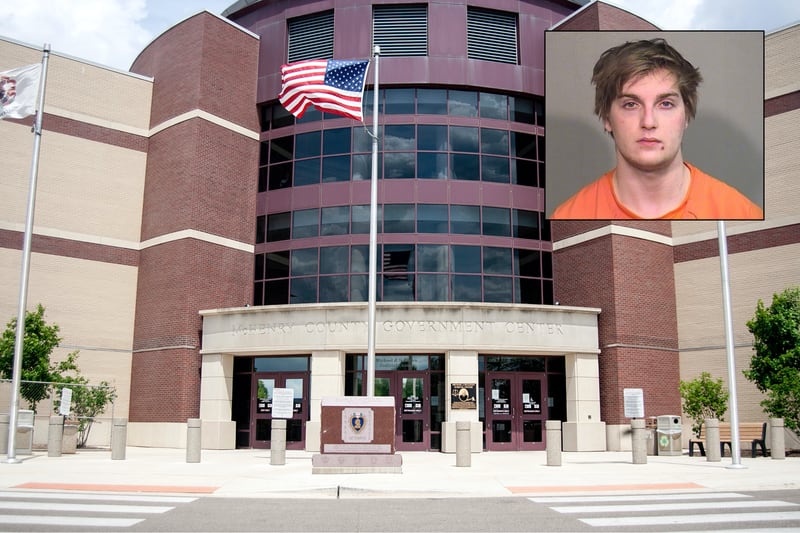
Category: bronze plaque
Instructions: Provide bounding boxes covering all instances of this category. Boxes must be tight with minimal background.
[451,383,477,409]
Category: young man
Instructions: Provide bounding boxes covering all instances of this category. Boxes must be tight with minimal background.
[551,38,763,220]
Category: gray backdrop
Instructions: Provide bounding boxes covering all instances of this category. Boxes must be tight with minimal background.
[544,31,764,218]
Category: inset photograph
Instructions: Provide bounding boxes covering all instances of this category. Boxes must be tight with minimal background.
[545,31,764,220]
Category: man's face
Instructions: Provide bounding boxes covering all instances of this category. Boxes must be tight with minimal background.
[604,69,688,173]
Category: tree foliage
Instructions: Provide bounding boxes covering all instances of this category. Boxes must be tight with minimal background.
[745,287,800,435]
[679,371,729,437]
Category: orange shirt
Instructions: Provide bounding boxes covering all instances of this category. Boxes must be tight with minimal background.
[551,163,763,220]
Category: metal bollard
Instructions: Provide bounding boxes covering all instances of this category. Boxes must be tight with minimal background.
[456,421,471,467]
[270,419,286,466]
[48,416,64,457]
[111,418,127,460]
[631,419,647,464]
[545,420,562,466]
[705,418,721,462]
[186,418,201,463]
[770,418,785,460]
[0,413,8,455]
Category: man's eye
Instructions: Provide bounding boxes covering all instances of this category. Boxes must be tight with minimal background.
[659,100,676,108]
[622,101,637,109]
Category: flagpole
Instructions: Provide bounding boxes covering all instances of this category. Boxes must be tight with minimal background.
[6,44,50,464]
[366,45,380,397]
[718,220,745,469]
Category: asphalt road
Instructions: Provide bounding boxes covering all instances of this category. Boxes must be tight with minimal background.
[2,489,800,532]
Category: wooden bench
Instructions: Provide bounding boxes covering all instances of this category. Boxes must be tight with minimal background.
[688,422,767,458]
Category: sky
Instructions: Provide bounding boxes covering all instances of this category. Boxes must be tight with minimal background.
[0,0,799,71]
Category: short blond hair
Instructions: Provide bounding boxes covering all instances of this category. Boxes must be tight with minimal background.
[592,38,703,123]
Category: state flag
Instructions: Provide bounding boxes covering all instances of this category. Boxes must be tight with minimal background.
[0,63,42,120]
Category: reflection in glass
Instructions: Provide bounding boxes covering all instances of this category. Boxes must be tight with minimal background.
[384,125,415,150]
[351,205,371,234]
[323,127,351,154]
[295,131,321,158]
[267,212,290,242]
[449,90,478,116]
[320,246,349,274]
[418,125,448,150]
[418,244,449,271]
[319,275,348,302]
[483,247,512,275]
[384,152,415,179]
[322,155,350,182]
[291,248,318,276]
[481,156,509,183]
[384,204,415,233]
[417,153,447,179]
[481,128,508,155]
[450,126,479,152]
[484,276,512,303]
[292,208,319,238]
[402,419,424,443]
[294,158,320,186]
[350,245,369,272]
[418,88,447,114]
[418,274,448,301]
[417,205,448,233]
[482,207,511,236]
[321,206,350,235]
[385,88,415,114]
[479,92,508,120]
[451,245,481,273]
[513,209,539,239]
[266,252,289,279]
[452,275,481,301]
[451,153,479,180]
[290,277,316,304]
[450,205,480,234]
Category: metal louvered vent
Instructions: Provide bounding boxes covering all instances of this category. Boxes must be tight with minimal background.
[467,8,518,64]
[288,10,334,62]
[373,5,428,57]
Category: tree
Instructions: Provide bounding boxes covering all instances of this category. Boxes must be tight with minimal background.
[745,287,800,435]
[55,375,117,448]
[679,372,729,437]
[0,304,78,411]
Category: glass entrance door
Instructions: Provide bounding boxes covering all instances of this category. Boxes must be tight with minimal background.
[485,372,547,451]
[376,371,429,451]
[251,372,308,450]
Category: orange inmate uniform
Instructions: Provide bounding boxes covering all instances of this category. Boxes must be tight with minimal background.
[551,162,763,220]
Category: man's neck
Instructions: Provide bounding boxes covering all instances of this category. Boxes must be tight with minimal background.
[612,157,690,218]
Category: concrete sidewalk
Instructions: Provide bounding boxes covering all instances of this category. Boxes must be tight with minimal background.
[1,447,799,499]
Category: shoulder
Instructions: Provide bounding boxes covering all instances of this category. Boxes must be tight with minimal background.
[551,170,617,219]
[684,163,763,220]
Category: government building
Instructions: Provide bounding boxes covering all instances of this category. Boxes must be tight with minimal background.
[1,0,798,453]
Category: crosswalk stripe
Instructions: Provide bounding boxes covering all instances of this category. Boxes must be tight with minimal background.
[553,499,798,514]
[529,492,750,504]
[0,500,174,514]
[0,490,196,503]
[583,510,800,527]
[0,515,144,527]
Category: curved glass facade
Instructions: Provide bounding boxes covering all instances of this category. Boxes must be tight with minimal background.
[254,88,551,306]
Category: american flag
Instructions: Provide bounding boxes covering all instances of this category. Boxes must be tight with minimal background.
[279,59,369,121]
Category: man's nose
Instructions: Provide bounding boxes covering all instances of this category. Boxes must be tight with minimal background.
[641,106,657,129]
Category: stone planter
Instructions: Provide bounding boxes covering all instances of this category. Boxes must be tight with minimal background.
[62,424,79,454]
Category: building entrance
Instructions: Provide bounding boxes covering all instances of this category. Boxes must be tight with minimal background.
[484,371,548,451]
[251,372,309,449]
[376,371,428,451]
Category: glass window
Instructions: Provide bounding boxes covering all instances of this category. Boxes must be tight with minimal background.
[513,209,539,239]
[417,88,447,114]
[385,152,415,179]
[294,158,320,186]
[254,356,310,372]
[481,156,509,183]
[385,88,415,114]
[297,107,322,124]
[269,162,292,190]
[418,244,449,272]
[481,128,508,155]
[511,131,537,159]
[417,204,448,233]
[512,159,538,187]
[540,213,551,241]
[258,167,268,192]
[517,277,541,304]
[382,244,414,302]
[418,274,449,301]
[292,208,319,238]
[295,131,321,158]
[480,92,508,120]
[320,246,349,274]
[350,274,368,301]
[451,245,481,273]
[542,251,553,278]
[537,135,545,161]
[384,204,415,233]
[319,275,348,302]
[291,248,318,276]
[450,205,480,234]
[265,279,289,304]
[351,245,369,273]
[384,125,415,150]
[417,153,447,179]
[452,275,481,301]
[266,251,290,279]
[254,253,265,280]
[484,276,513,303]
[254,281,264,306]
[351,205,372,234]
[384,274,415,301]
[290,277,317,304]
[451,154,479,180]
[321,206,350,235]
[270,136,293,163]
[323,127,351,155]
[483,246,512,275]
[267,212,290,242]
[418,124,448,151]
[450,126,479,152]
[259,141,269,166]
[482,207,511,236]
[515,249,541,277]
[352,154,372,181]
[322,155,350,182]
[256,215,265,244]
[510,96,534,124]
[449,90,478,117]
[271,104,294,129]
[353,126,372,153]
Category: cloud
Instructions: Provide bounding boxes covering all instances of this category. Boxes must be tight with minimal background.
[0,0,151,70]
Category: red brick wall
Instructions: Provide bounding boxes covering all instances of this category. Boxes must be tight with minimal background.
[129,13,259,423]
[557,2,659,31]
[553,222,680,425]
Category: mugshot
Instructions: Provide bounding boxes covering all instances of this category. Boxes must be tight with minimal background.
[545,31,764,220]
